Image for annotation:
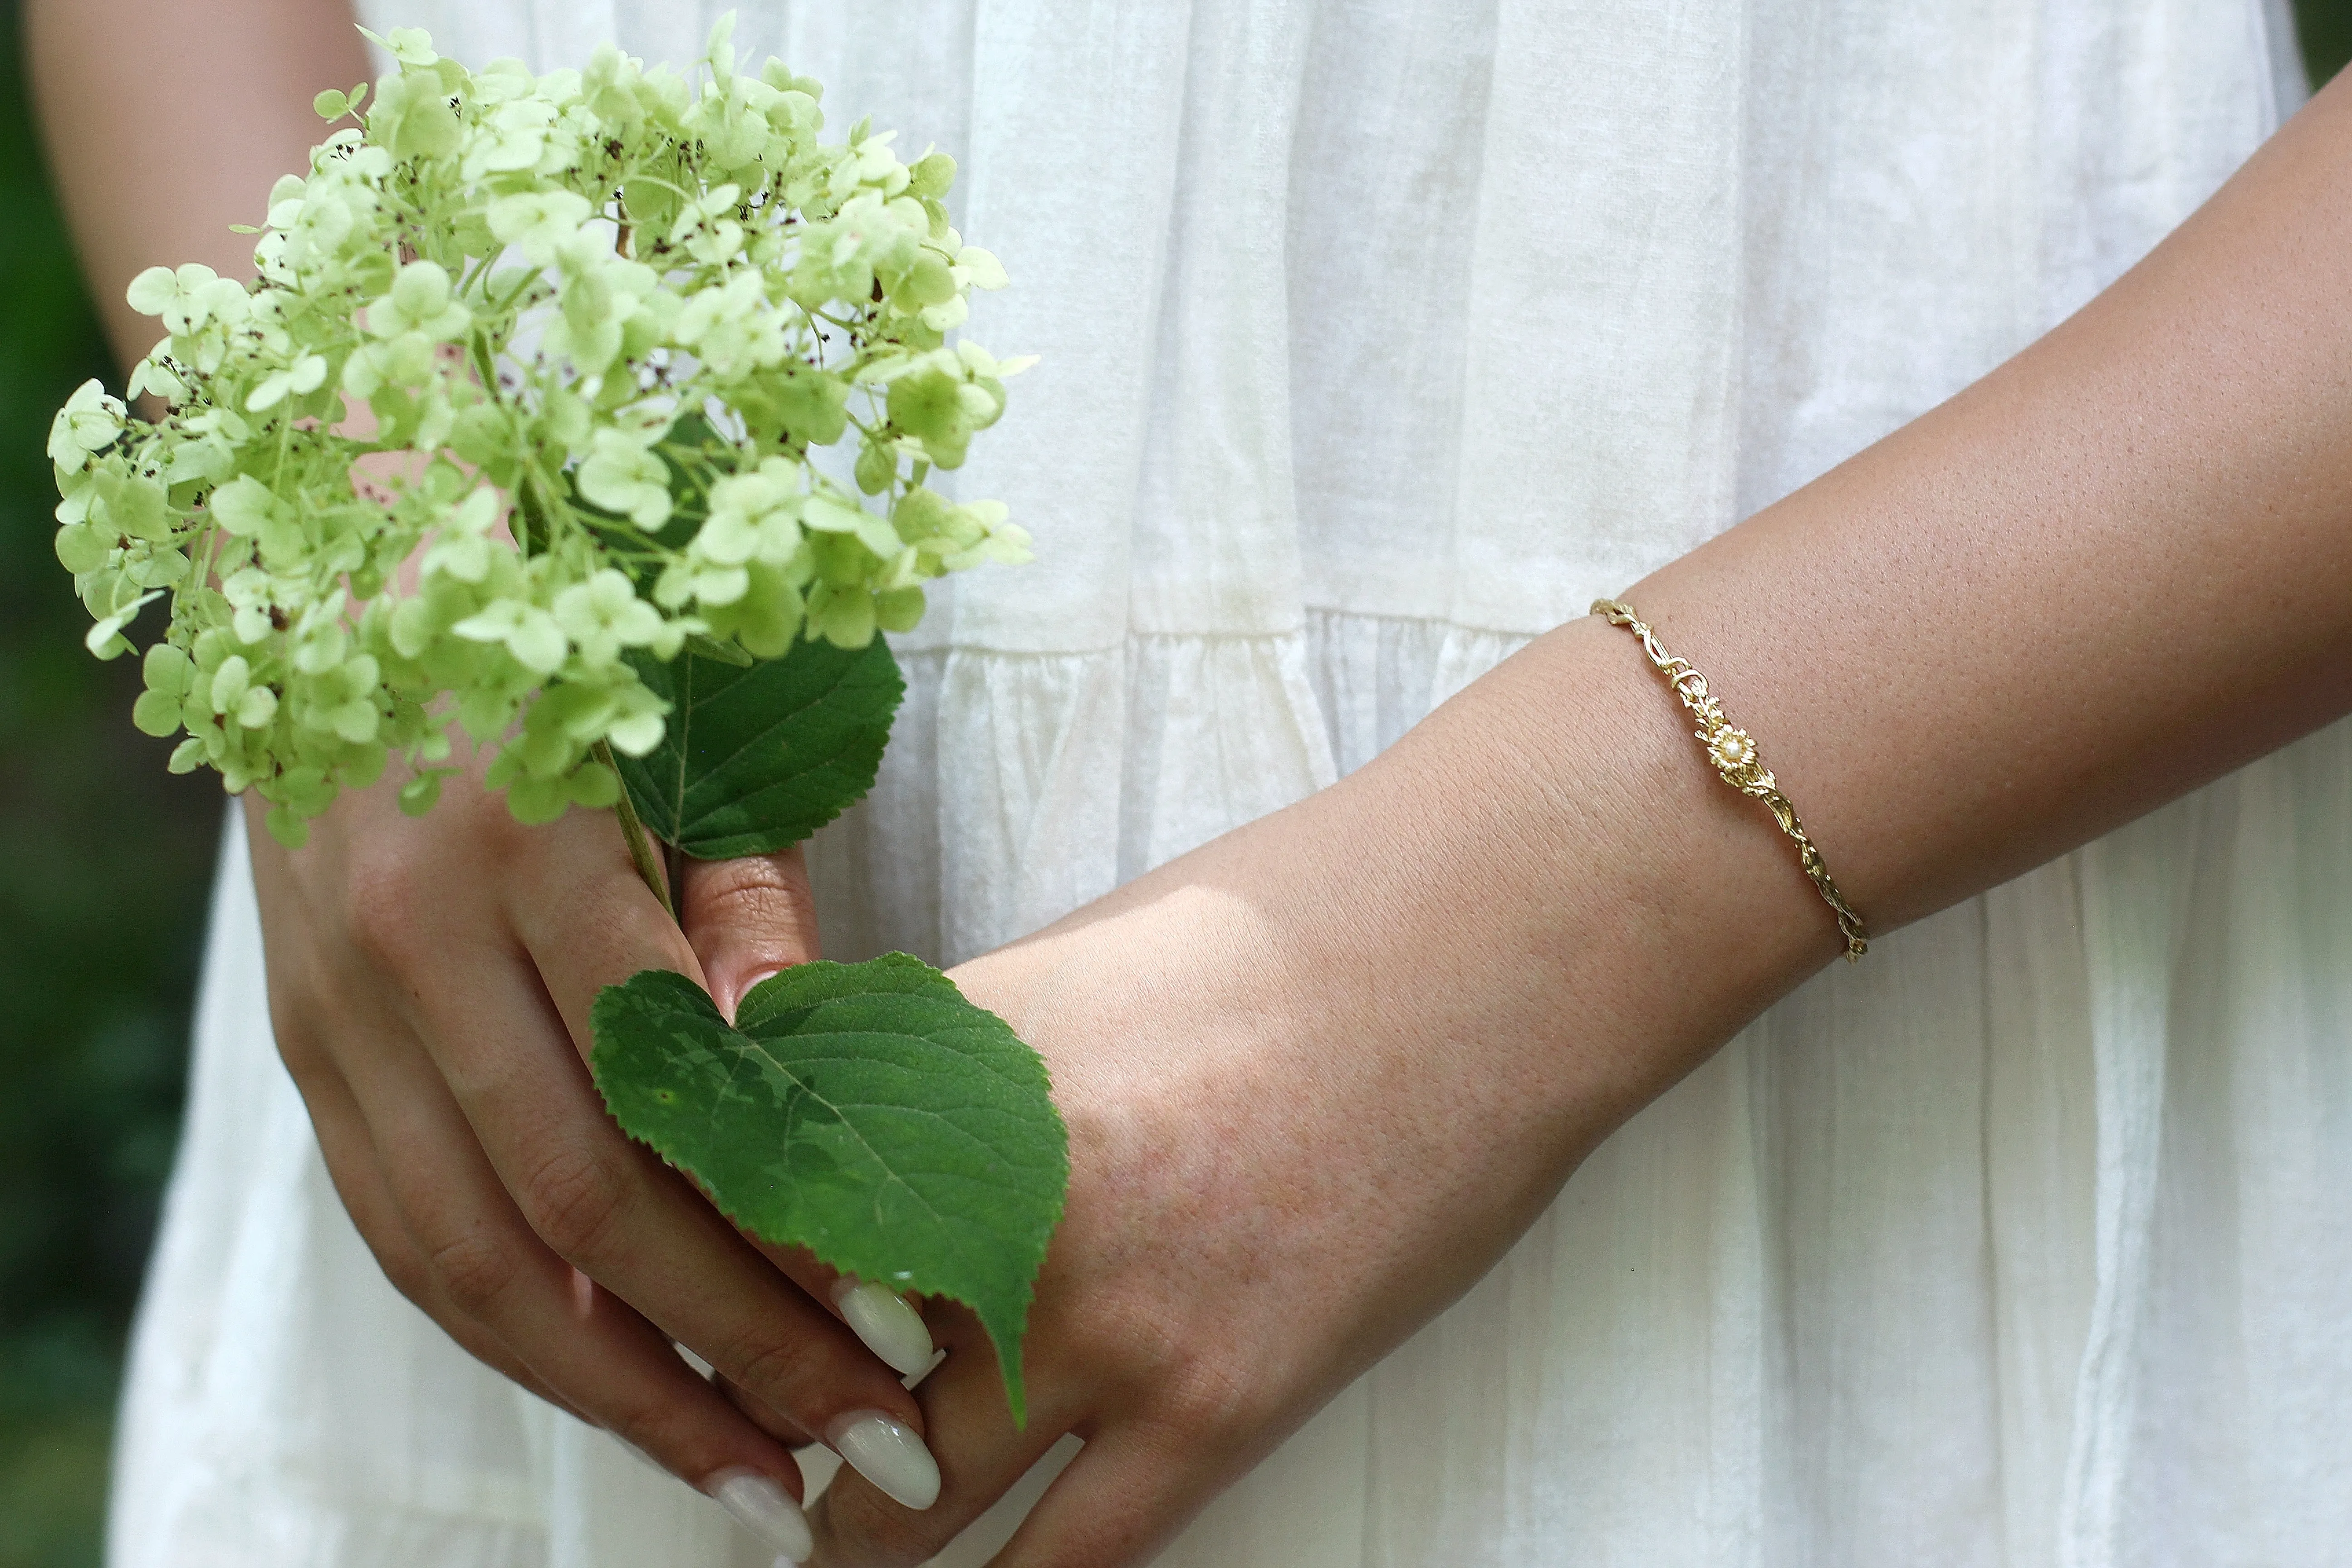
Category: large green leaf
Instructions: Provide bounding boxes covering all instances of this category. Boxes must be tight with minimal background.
[615,635,904,859]
[591,956,1068,1424]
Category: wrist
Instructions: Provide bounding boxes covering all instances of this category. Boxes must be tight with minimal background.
[970,612,1842,1199]
[1309,613,1839,1152]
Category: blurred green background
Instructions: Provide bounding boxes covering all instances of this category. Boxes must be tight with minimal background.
[0,7,2349,1568]
[0,3,227,1566]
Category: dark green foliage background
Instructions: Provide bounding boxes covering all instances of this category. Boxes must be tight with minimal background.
[2308,3,2352,86]
[0,4,224,1565]
[0,9,2345,1568]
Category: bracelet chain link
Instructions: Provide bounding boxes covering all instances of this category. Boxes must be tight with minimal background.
[1592,598,1869,962]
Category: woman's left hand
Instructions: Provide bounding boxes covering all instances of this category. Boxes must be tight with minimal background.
[801,622,1833,1566]
[806,899,1567,1567]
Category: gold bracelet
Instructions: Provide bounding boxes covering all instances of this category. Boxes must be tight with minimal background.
[1591,598,1869,961]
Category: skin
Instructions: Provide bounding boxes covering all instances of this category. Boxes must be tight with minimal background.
[32,1,2352,1564]
[802,60,2352,1568]
[28,0,921,1504]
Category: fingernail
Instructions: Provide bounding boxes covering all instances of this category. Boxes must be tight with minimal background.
[709,1469,814,1562]
[902,1345,949,1391]
[832,1277,935,1377]
[827,1409,942,1510]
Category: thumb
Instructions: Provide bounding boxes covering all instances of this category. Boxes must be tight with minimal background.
[676,843,822,1021]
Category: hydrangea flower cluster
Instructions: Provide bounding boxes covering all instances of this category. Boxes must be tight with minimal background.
[49,17,1032,845]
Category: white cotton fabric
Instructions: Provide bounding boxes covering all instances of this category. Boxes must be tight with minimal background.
[107,2,2351,1564]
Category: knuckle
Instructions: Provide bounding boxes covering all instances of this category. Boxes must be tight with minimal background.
[371,1241,436,1309]
[1063,1282,1184,1384]
[341,844,430,967]
[593,1386,709,1475]
[1150,1352,1262,1444]
[694,854,789,906]
[461,779,540,860]
[1072,1288,1267,1446]
[687,858,819,954]
[714,1324,826,1411]
[518,1143,634,1262]
[269,998,331,1083]
[426,1227,520,1318]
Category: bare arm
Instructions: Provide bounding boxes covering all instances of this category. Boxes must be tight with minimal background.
[1628,60,2352,947]
[1369,58,2352,1085]
[27,0,368,369]
[804,66,2352,1568]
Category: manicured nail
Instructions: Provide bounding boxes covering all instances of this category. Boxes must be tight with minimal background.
[827,1409,941,1510]
[833,1277,935,1377]
[709,1469,813,1562]
[902,1345,948,1390]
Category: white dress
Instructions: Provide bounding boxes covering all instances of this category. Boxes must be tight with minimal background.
[110,2,2345,1564]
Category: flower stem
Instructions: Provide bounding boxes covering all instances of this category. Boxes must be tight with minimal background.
[596,739,675,921]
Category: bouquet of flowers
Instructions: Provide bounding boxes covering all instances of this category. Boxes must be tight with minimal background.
[49,16,1064,1421]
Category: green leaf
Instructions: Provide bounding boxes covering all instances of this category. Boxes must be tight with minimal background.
[614,634,903,859]
[591,956,1068,1423]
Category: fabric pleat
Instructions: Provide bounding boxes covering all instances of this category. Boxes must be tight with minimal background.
[110,3,2343,1566]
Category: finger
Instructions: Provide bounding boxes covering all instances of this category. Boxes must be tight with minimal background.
[829,1275,941,1380]
[981,1422,1220,1568]
[667,838,934,1381]
[289,1023,583,1419]
[744,1245,940,1381]
[809,1310,1073,1568]
[711,1367,812,1449]
[676,843,823,1019]
[430,828,934,1459]
[340,988,816,1503]
[353,1049,830,1560]
[250,809,590,1419]
[711,1273,942,1447]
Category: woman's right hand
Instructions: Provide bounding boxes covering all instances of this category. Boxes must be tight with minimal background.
[243,755,933,1556]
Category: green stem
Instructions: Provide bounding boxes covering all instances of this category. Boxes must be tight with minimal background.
[597,738,675,921]
[468,328,500,393]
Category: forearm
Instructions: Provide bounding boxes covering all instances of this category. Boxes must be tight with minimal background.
[1036,65,2352,1199]
[1622,66,2352,936]
[1367,56,2352,1152]
[1408,54,2352,1058]
[27,0,369,371]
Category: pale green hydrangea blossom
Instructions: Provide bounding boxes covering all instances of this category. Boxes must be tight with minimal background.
[49,16,1033,845]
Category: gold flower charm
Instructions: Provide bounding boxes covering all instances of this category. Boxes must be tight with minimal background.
[1592,596,1868,960]
[1703,723,1772,790]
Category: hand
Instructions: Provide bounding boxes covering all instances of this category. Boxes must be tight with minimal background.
[801,624,1819,1566]
[246,752,936,1557]
[803,886,1581,1567]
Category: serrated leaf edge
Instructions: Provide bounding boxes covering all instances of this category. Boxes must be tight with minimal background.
[588,956,1067,1426]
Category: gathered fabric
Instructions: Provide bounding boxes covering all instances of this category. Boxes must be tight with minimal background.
[110,2,2351,1564]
